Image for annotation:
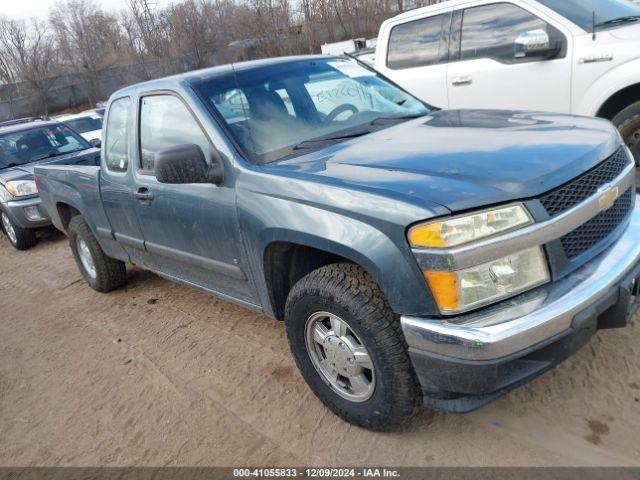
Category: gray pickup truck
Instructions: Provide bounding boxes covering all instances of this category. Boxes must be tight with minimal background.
[34,56,640,429]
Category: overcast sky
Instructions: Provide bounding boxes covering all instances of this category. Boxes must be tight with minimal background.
[2,0,175,20]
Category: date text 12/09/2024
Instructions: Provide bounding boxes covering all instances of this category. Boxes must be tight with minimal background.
[233,469,400,478]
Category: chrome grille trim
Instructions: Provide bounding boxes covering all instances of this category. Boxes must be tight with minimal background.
[540,148,631,217]
[413,160,636,272]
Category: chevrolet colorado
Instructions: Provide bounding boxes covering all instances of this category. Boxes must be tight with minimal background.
[34,57,640,429]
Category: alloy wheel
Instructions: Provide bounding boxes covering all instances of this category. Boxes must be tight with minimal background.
[305,311,375,403]
[1,213,17,245]
[76,236,97,279]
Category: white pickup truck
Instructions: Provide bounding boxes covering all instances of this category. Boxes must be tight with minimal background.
[375,0,640,166]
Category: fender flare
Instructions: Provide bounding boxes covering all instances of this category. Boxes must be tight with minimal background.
[257,226,435,318]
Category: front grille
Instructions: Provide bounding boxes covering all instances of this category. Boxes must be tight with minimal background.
[560,188,634,259]
[540,148,631,217]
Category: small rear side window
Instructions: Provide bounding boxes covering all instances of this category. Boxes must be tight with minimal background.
[104,97,131,172]
[387,13,449,70]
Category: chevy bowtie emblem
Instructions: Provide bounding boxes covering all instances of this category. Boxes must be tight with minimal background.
[598,185,619,211]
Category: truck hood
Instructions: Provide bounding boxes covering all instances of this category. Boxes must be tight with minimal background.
[273,110,621,213]
[0,148,101,185]
[608,22,640,41]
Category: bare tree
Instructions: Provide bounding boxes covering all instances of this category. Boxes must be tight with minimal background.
[0,17,18,118]
[119,10,152,79]
[124,0,174,74]
[50,0,123,105]
[0,17,61,114]
[165,0,211,69]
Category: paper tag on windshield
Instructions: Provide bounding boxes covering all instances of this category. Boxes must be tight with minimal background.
[327,61,373,78]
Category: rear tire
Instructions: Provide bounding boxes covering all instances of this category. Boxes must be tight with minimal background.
[612,101,640,168]
[1,211,37,250]
[68,216,126,292]
[284,263,421,430]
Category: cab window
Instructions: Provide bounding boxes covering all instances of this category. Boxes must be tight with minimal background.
[104,97,131,173]
[139,95,212,173]
[458,3,565,63]
[386,13,450,70]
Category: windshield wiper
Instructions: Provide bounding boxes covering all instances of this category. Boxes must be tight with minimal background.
[370,114,426,125]
[595,15,640,28]
[33,152,60,161]
[292,130,370,150]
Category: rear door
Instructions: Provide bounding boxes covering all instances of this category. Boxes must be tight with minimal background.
[130,92,256,304]
[376,7,453,109]
[447,1,572,112]
[100,96,152,266]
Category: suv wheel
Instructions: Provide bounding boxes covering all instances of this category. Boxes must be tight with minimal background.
[68,216,127,292]
[613,101,640,168]
[284,263,420,430]
[1,211,37,250]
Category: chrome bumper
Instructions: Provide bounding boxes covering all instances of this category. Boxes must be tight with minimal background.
[401,194,640,362]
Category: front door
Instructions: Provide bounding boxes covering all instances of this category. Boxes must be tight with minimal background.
[131,93,256,304]
[447,2,572,113]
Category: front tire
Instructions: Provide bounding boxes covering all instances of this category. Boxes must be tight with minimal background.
[68,216,127,292]
[284,263,420,430]
[1,211,37,250]
[612,101,640,168]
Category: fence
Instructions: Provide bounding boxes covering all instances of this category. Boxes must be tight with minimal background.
[0,48,236,121]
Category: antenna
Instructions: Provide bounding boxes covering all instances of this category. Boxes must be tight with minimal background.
[592,11,597,41]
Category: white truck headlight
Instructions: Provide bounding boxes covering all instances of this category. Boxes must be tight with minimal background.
[408,204,532,248]
[5,180,38,198]
[424,247,550,314]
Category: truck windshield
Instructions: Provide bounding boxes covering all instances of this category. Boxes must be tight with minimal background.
[536,0,640,31]
[193,58,430,163]
[0,125,91,169]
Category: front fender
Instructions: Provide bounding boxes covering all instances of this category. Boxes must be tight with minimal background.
[238,188,439,318]
[578,58,640,116]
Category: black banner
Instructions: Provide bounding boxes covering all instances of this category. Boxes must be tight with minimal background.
[1,468,639,480]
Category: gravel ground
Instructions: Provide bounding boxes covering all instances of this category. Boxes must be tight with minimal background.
[0,231,639,467]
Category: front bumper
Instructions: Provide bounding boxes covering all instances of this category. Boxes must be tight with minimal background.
[1,196,51,229]
[401,195,640,412]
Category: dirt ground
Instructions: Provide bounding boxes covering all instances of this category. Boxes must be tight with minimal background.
[1,231,639,467]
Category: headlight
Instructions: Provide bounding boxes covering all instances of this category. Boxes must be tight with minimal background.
[408,204,532,249]
[5,180,37,198]
[424,247,550,314]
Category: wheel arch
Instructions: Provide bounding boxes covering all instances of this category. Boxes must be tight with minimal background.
[262,237,383,321]
[579,59,640,118]
[56,202,83,233]
[596,82,640,121]
[260,229,435,321]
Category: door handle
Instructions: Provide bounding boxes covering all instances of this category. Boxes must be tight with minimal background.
[134,188,154,202]
[451,76,473,87]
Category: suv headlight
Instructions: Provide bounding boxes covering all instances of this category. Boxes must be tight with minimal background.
[408,204,532,248]
[424,247,550,314]
[5,180,37,198]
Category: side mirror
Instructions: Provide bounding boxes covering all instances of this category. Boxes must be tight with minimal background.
[89,138,102,149]
[154,144,224,185]
[514,29,559,60]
